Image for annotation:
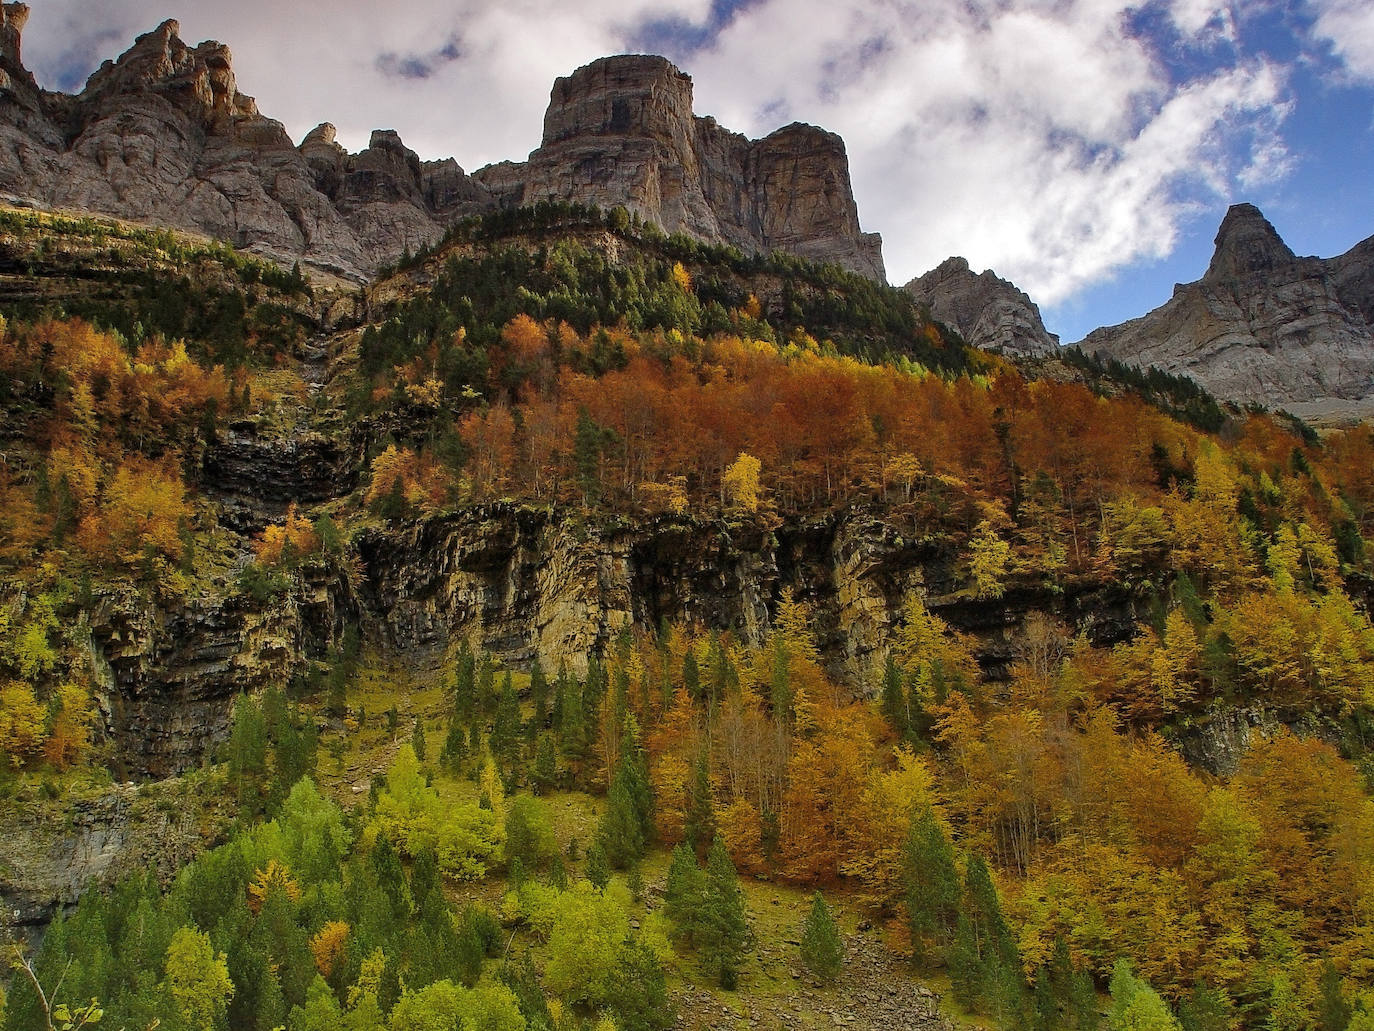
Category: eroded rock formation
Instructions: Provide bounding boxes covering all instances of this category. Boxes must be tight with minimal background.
[1079,204,1374,412]
[0,16,884,279]
[477,56,885,279]
[904,256,1059,358]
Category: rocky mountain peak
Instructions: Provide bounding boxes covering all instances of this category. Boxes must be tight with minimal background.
[0,12,886,282]
[477,53,885,279]
[1203,202,1297,282]
[1,2,28,62]
[81,18,257,126]
[1082,204,1374,414]
[0,2,34,94]
[904,256,1059,358]
[543,54,694,149]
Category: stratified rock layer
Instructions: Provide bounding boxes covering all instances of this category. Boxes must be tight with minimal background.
[904,256,1059,357]
[0,16,884,279]
[476,56,885,280]
[1079,204,1374,410]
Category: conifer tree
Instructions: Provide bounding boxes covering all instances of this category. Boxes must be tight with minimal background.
[1318,960,1351,1031]
[227,693,269,818]
[881,653,908,738]
[583,656,607,732]
[412,719,427,763]
[530,657,549,732]
[684,751,717,861]
[477,652,496,718]
[491,671,521,772]
[683,649,701,704]
[605,937,676,1031]
[599,770,647,869]
[799,892,844,981]
[701,835,750,989]
[560,676,589,765]
[1179,981,1232,1031]
[442,716,467,773]
[664,843,705,944]
[904,805,960,960]
[532,734,557,794]
[586,841,610,890]
[453,640,476,728]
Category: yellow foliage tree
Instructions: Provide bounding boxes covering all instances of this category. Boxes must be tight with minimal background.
[723,452,763,513]
[248,858,302,914]
[0,681,46,765]
[310,920,350,977]
[44,683,97,770]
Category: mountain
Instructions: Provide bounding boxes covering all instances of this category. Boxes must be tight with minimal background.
[1079,204,1374,416]
[0,6,882,281]
[474,55,884,280]
[903,256,1059,358]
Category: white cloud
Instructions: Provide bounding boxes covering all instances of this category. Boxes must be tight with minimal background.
[1308,0,1374,81]
[17,0,1290,306]
[687,0,1289,302]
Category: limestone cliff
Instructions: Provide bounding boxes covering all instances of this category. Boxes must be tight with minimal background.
[1079,204,1374,413]
[476,55,886,279]
[904,256,1059,358]
[94,493,1139,777]
[0,16,884,280]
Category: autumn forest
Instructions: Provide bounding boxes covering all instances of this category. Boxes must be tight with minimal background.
[0,203,1373,1031]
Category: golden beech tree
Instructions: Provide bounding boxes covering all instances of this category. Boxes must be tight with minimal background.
[254,503,320,566]
[723,452,763,513]
[0,680,46,765]
[44,683,98,770]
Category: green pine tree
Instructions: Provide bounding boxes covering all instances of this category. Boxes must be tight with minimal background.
[532,734,558,793]
[585,841,610,890]
[1318,960,1352,1031]
[684,753,716,861]
[683,649,701,703]
[904,805,960,960]
[880,652,909,738]
[799,892,844,981]
[664,843,706,945]
[599,772,647,869]
[412,719,427,763]
[491,671,522,772]
[701,835,750,990]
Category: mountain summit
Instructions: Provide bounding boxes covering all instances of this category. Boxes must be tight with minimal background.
[0,12,882,280]
[1203,202,1298,283]
[1080,204,1374,414]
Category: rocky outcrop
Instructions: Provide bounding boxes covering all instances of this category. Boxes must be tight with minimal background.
[474,55,885,280]
[0,782,216,946]
[0,17,884,281]
[904,256,1060,358]
[0,16,478,278]
[90,496,1143,778]
[1079,204,1374,412]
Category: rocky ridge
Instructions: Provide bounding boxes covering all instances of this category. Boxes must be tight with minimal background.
[0,11,884,280]
[476,56,884,280]
[1079,204,1374,414]
[903,255,1059,358]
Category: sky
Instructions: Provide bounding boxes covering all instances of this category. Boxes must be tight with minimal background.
[16,0,1374,342]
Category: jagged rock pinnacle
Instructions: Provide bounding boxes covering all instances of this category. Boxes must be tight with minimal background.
[1203,202,1297,282]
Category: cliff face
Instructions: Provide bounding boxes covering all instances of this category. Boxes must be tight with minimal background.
[904,256,1060,358]
[0,17,485,279]
[0,17,884,280]
[93,485,1140,777]
[1079,204,1374,412]
[473,56,886,280]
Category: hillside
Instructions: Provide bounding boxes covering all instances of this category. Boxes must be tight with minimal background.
[0,188,1373,1031]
